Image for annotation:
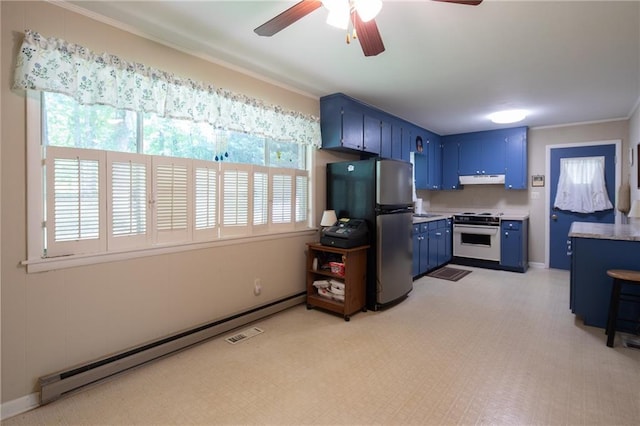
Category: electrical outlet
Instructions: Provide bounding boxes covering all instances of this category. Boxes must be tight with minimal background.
[254,278,262,296]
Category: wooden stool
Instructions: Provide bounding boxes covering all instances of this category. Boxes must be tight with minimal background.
[605,269,640,347]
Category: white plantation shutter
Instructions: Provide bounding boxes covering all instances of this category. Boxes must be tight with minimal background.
[253,166,269,234]
[295,172,309,228]
[270,168,294,231]
[193,160,219,241]
[220,163,251,237]
[45,146,106,256]
[107,152,150,250]
[153,156,191,244]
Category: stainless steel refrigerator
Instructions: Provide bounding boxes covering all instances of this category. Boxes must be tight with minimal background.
[326,158,414,310]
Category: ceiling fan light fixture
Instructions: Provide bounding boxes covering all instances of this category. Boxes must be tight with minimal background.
[489,109,527,124]
[324,1,350,29]
[354,0,383,22]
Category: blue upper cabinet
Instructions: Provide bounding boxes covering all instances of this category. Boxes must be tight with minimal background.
[322,93,412,157]
[320,93,378,155]
[388,121,403,161]
[379,119,392,159]
[414,152,428,190]
[400,123,412,162]
[342,105,367,151]
[320,94,527,190]
[457,131,506,175]
[447,127,527,189]
[504,127,528,190]
[363,113,382,154]
[410,126,441,190]
[384,119,411,162]
[426,131,442,190]
[441,137,461,190]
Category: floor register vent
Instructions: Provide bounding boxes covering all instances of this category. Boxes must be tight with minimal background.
[225,326,264,344]
[38,293,305,405]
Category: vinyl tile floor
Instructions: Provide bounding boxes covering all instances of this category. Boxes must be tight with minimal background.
[4,267,640,425]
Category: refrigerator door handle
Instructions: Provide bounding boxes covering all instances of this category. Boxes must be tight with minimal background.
[376,207,414,215]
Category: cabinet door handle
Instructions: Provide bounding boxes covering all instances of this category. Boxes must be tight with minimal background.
[504,232,509,236]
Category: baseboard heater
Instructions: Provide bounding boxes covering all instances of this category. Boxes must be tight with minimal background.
[39,292,305,404]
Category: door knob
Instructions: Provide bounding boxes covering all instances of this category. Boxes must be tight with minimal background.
[551,214,558,220]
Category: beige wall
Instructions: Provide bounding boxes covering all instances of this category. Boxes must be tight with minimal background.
[424,119,630,266]
[528,120,629,265]
[0,1,357,403]
[2,0,638,408]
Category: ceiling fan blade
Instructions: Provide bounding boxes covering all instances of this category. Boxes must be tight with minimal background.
[254,0,323,36]
[432,0,483,5]
[352,12,385,57]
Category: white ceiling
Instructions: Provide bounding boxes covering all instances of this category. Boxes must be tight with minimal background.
[66,0,640,135]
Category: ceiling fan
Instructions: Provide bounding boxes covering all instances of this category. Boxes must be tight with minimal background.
[254,0,483,57]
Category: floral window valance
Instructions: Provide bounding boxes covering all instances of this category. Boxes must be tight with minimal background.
[13,29,321,147]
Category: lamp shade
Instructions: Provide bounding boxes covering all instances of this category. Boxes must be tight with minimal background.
[320,210,337,227]
[628,200,640,218]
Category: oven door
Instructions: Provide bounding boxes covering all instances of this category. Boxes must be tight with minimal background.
[453,224,500,261]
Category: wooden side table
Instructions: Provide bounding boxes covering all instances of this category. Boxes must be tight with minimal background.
[305,243,368,321]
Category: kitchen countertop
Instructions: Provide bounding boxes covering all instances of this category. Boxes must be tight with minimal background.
[412,211,529,224]
[569,221,640,242]
[412,213,452,224]
[500,213,530,221]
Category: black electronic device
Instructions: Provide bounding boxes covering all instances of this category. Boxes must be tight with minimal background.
[320,218,369,249]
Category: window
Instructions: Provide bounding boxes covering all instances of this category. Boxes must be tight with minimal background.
[553,156,613,213]
[32,92,311,262]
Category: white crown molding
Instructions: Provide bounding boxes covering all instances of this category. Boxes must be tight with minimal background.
[531,117,629,131]
[46,1,318,101]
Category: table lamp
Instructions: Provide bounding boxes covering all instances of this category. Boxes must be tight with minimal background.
[320,209,337,230]
[628,200,640,225]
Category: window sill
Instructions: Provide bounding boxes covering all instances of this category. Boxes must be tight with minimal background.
[22,228,318,273]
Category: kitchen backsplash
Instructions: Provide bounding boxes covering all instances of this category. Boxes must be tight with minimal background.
[417,184,529,213]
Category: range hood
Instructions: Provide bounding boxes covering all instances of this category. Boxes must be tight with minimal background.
[459,174,506,185]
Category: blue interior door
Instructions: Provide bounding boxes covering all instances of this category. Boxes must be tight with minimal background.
[549,144,616,269]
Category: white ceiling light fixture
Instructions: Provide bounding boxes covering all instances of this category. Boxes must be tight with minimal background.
[354,0,383,22]
[322,0,383,29]
[489,109,527,124]
[324,0,351,29]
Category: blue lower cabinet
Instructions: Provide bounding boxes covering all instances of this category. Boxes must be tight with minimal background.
[428,228,439,271]
[499,220,528,272]
[413,219,452,278]
[428,221,444,268]
[444,219,452,263]
[412,225,422,277]
[413,223,430,276]
[571,236,640,330]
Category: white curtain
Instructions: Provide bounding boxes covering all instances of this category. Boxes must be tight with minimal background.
[554,156,613,213]
[12,30,321,147]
